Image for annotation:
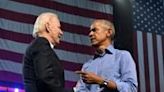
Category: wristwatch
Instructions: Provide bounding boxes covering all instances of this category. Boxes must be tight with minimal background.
[102,80,108,86]
[100,80,108,87]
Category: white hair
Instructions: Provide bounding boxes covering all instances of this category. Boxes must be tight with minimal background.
[32,12,58,38]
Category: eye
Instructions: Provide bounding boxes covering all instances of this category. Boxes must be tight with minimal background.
[90,28,96,32]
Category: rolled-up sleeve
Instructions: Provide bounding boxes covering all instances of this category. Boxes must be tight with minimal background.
[115,51,138,92]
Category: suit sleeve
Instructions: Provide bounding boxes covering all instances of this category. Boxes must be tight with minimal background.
[33,46,64,92]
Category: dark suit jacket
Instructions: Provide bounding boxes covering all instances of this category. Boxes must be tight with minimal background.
[23,37,65,92]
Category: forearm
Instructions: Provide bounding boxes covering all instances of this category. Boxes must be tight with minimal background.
[97,78,117,90]
[115,80,138,92]
[97,78,137,92]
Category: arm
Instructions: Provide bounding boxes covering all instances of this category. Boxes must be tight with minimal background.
[75,51,138,92]
[33,47,64,92]
[114,51,138,92]
[75,71,117,90]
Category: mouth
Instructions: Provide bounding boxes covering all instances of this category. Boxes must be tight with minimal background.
[58,35,62,39]
[90,37,95,41]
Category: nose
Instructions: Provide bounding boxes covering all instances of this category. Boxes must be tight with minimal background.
[89,31,93,37]
[60,29,63,35]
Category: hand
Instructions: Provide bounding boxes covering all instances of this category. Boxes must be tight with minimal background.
[75,71,103,84]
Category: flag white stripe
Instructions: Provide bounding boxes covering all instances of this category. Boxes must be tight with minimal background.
[65,70,80,82]
[0,18,91,46]
[62,32,90,46]
[137,31,146,92]
[0,39,27,54]
[0,59,22,74]
[0,0,100,27]
[157,35,164,92]
[54,49,92,64]
[0,18,33,34]
[147,33,156,92]
[52,0,113,14]
[0,38,92,64]
[0,59,79,82]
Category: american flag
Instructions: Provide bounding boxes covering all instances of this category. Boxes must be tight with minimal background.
[0,0,112,90]
[133,0,164,92]
[0,0,164,92]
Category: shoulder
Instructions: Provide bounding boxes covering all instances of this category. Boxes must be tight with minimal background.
[26,37,51,55]
[115,49,132,57]
[114,49,134,64]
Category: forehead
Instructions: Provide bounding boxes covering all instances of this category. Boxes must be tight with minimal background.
[49,16,60,25]
[91,21,103,28]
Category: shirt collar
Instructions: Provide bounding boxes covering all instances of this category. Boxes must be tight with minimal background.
[93,45,115,59]
[49,42,54,49]
[106,45,115,54]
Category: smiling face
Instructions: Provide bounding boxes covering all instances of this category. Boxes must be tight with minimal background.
[46,16,63,45]
[89,20,112,48]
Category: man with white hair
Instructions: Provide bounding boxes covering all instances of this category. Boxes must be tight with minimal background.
[23,12,64,92]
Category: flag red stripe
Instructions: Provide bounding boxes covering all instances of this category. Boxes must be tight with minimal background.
[142,32,150,92]
[61,60,82,71]
[0,71,76,89]
[64,80,76,89]
[0,49,82,71]
[0,28,33,43]
[0,8,90,35]
[61,22,89,35]
[132,32,140,92]
[0,8,35,24]
[152,34,160,92]
[12,0,113,20]
[0,28,94,55]
[90,0,112,4]
[0,49,22,63]
[0,71,22,84]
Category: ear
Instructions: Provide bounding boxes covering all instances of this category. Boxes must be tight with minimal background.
[45,22,50,33]
[106,29,112,37]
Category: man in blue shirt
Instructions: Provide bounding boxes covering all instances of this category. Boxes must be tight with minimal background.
[74,19,138,92]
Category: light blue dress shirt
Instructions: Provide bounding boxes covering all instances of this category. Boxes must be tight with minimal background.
[75,45,138,92]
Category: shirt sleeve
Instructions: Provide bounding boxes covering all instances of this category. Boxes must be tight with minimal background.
[115,51,138,92]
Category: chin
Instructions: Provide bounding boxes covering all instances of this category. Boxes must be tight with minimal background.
[91,43,98,46]
[57,41,60,44]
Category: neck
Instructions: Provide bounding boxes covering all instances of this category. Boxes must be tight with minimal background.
[94,40,112,52]
[38,34,55,46]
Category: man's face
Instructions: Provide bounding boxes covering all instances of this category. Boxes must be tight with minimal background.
[89,22,110,47]
[48,17,63,45]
